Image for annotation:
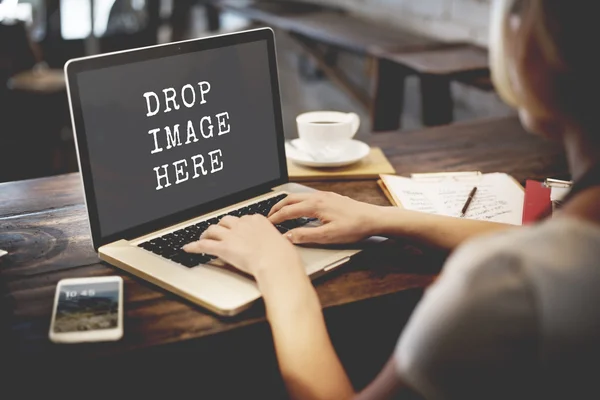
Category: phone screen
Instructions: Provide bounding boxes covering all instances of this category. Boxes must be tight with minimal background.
[53,281,120,333]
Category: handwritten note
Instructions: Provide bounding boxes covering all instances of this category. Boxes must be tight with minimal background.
[381,173,524,225]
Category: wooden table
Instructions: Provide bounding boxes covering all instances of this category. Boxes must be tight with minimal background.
[0,117,567,396]
[7,69,66,93]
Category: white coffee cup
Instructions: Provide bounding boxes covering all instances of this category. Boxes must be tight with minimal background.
[296,111,360,152]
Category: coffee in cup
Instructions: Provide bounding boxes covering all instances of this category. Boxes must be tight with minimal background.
[296,111,360,153]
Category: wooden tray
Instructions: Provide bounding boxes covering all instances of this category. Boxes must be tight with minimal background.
[287,147,395,181]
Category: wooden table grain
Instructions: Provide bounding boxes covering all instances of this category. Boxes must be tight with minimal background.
[0,117,567,396]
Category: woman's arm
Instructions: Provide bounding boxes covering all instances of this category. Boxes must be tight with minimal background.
[377,207,514,250]
[268,192,515,251]
[183,215,355,400]
[257,267,355,400]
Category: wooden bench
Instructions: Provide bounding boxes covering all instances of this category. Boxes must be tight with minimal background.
[213,0,492,131]
[373,43,490,130]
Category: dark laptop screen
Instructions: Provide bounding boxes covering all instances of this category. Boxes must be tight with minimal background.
[75,38,283,239]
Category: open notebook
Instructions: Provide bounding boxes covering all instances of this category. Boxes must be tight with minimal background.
[379,172,525,225]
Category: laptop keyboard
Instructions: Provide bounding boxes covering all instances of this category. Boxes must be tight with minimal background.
[137,194,312,268]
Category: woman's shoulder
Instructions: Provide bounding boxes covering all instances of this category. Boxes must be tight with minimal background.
[445,217,600,323]
[448,217,600,279]
[394,218,600,399]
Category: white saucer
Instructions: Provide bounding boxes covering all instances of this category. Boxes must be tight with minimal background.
[285,139,370,168]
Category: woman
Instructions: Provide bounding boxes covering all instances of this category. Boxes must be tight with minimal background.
[184,0,600,398]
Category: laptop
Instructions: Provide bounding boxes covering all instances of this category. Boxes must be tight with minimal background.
[65,28,375,316]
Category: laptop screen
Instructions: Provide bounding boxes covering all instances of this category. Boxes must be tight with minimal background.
[70,31,286,243]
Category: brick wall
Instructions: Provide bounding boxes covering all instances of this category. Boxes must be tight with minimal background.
[310,0,492,47]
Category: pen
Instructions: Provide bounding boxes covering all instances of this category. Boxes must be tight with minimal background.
[460,186,478,218]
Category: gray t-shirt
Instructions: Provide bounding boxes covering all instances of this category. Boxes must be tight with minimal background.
[394,218,600,400]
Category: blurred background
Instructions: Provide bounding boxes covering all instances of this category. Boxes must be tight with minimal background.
[0,0,514,183]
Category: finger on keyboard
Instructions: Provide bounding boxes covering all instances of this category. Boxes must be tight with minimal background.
[269,202,315,225]
[268,193,309,217]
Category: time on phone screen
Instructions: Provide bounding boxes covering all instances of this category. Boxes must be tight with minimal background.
[53,282,120,333]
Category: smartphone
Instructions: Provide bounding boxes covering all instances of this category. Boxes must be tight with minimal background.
[49,276,123,343]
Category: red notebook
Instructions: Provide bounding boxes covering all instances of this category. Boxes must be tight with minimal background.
[522,180,552,224]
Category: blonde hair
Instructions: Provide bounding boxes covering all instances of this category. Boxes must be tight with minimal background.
[490,0,600,132]
[490,0,521,107]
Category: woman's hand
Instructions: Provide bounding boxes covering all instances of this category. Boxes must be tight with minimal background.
[268,192,386,244]
[183,214,318,330]
[183,214,304,281]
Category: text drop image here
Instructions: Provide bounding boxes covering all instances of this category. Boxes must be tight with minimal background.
[143,81,232,191]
